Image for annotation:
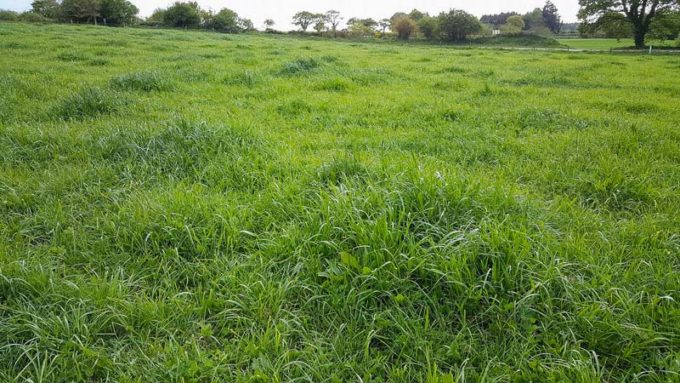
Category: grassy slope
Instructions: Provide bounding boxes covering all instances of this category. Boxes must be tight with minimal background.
[1,23,679,382]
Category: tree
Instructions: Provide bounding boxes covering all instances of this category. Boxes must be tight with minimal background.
[392,16,417,40]
[313,14,326,34]
[418,15,438,39]
[293,11,315,32]
[264,18,275,30]
[578,0,680,48]
[348,21,375,37]
[163,2,201,28]
[390,12,408,23]
[502,15,525,33]
[378,18,391,36]
[409,9,426,21]
[238,17,254,32]
[0,10,19,21]
[579,12,632,39]
[324,10,342,36]
[649,10,680,40]
[480,12,519,26]
[523,8,546,31]
[99,0,138,26]
[543,1,562,33]
[31,0,60,19]
[437,9,483,42]
[61,0,101,24]
[212,8,240,33]
[146,8,166,26]
[347,18,378,30]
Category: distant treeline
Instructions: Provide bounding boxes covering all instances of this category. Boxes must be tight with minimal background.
[0,1,255,32]
[1,1,678,46]
[0,0,563,41]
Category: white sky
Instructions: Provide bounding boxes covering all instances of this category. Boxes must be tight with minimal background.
[2,1,580,30]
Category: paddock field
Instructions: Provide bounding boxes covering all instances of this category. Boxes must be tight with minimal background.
[1,23,679,382]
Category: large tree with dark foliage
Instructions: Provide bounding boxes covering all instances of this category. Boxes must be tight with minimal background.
[61,0,100,24]
[163,1,201,28]
[480,12,519,26]
[99,0,138,26]
[543,1,562,33]
[293,11,316,32]
[438,9,482,41]
[579,0,680,47]
[31,0,60,19]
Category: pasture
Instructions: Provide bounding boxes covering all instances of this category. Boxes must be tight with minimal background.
[1,22,679,382]
[557,38,637,50]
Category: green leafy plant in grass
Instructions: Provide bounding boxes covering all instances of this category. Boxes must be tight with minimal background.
[57,87,127,120]
[110,71,175,92]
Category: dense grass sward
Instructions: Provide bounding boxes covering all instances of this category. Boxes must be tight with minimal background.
[1,23,679,382]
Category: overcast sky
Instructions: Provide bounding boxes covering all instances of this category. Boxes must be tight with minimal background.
[2,1,580,29]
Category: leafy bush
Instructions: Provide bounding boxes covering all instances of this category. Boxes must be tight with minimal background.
[110,71,174,92]
[57,87,127,120]
[393,16,418,40]
[0,10,18,21]
[18,12,50,23]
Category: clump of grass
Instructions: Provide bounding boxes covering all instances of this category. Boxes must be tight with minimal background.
[87,58,110,66]
[56,87,127,120]
[317,155,370,186]
[110,71,175,92]
[314,78,351,92]
[479,82,494,96]
[279,58,321,76]
[514,108,590,133]
[441,65,467,73]
[320,55,342,64]
[199,53,223,59]
[441,109,464,122]
[349,68,393,86]
[277,99,313,116]
[56,52,88,62]
[223,71,264,88]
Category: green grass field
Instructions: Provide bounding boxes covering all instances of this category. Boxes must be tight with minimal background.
[1,22,679,382]
[557,38,637,50]
[558,38,679,50]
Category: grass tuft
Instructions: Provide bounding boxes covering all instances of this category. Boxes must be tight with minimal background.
[110,71,175,92]
[56,87,128,120]
[279,58,321,76]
